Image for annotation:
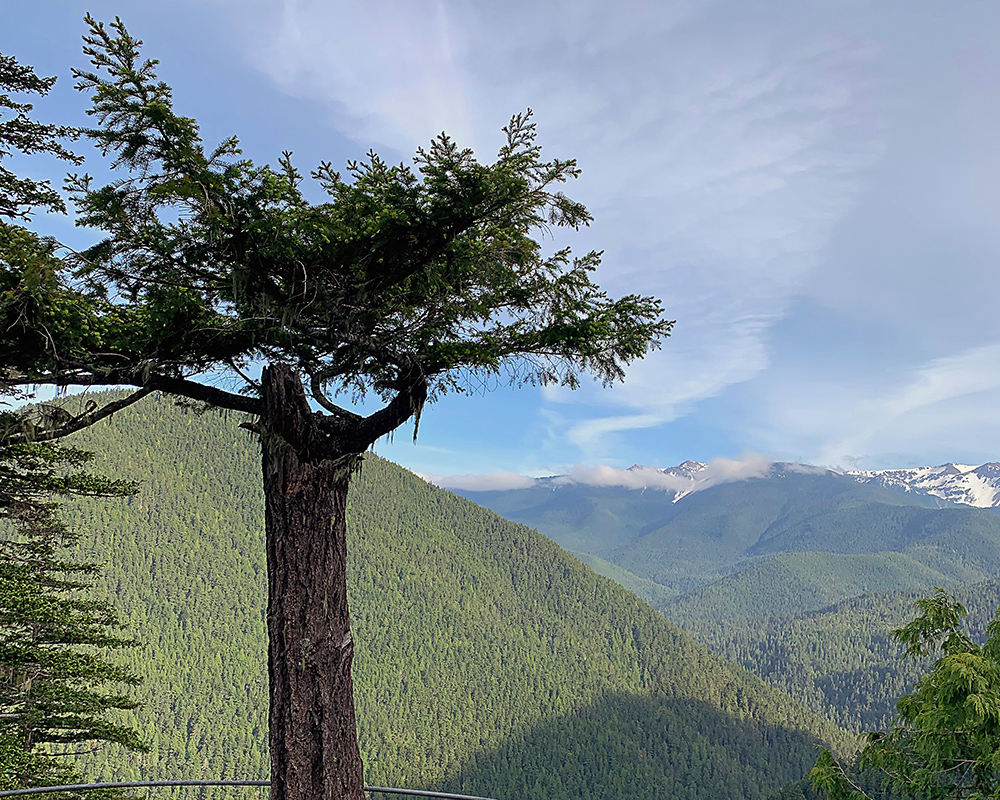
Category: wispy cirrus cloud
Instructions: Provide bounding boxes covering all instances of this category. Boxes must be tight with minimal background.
[204,1,1000,473]
[816,344,1000,467]
[249,0,475,149]
[7,2,999,478]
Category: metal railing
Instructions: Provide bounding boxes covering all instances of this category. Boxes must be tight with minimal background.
[0,781,499,800]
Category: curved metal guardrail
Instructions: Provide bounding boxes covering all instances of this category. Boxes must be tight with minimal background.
[0,781,499,800]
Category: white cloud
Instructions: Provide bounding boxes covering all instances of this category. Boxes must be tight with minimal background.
[250,0,475,150]
[880,345,1000,418]
[564,413,674,449]
[781,462,831,475]
[558,464,693,492]
[420,471,536,492]
[428,453,773,496]
[698,453,773,485]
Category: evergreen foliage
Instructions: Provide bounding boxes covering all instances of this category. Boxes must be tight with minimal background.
[0,51,81,220]
[664,549,989,626]
[570,552,679,608]
[0,46,146,797]
[56,392,849,800]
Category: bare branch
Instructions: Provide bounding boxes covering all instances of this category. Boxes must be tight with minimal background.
[227,359,260,390]
[309,372,361,422]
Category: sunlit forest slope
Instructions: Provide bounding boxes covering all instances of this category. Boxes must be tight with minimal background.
[53,393,849,800]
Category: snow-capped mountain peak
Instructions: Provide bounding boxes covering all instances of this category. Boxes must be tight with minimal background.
[663,460,707,479]
[848,462,1000,508]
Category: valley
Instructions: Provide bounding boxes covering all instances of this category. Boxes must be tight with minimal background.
[34,394,1000,798]
[458,460,1000,736]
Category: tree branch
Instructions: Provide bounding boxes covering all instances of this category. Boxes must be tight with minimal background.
[340,376,427,451]
[5,387,154,443]
[42,369,262,416]
[309,372,362,423]
[137,373,261,414]
[8,368,263,430]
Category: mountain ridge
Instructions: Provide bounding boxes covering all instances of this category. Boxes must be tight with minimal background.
[457,458,1000,510]
[848,461,1000,508]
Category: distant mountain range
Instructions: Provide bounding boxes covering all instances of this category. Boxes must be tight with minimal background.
[455,468,1000,599]
[455,461,1000,739]
[511,458,1000,510]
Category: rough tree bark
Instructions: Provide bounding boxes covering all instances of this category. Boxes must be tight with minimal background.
[261,364,365,800]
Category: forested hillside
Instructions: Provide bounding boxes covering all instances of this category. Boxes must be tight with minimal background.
[459,464,1000,748]
[663,549,989,623]
[54,393,849,800]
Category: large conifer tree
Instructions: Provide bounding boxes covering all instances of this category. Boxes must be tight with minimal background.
[2,17,673,799]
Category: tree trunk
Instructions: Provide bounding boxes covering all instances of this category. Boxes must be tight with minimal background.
[261,365,365,800]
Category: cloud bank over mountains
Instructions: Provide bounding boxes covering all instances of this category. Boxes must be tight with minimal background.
[424,457,1000,514]
[424,453,781,494]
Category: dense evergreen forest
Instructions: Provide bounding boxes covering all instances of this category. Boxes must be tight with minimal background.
[461,468,1000,746]
[671,582,1000,734]
[51,393,849,800]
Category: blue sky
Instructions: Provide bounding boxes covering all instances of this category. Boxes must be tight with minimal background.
[5,1,1000,483]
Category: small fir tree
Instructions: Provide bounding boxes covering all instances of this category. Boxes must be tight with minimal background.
[0,431,148,797]
[811,588,1000,800]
